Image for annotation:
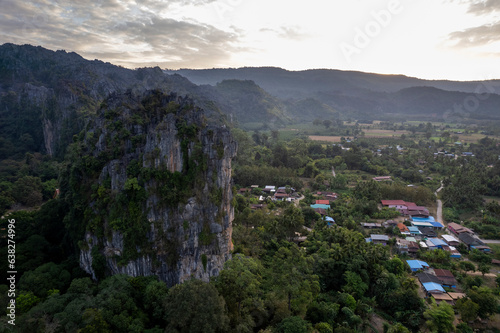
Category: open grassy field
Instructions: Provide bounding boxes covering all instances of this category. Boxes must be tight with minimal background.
[456,133,493,143]
[308,129,410,142]
[308,135,343,142]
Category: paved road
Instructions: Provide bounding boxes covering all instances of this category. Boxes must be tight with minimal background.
[435,181,444,223]
[481,239,500,244]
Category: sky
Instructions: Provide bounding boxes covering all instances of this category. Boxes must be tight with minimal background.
[1,0,500,81]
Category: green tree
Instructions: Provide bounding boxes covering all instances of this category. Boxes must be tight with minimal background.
[387,322,410,333]
[469,249,491,264]
[16,291,40,314]
[454,297,479,322]
[214,254,263,332]
[19,262,71,298]
[266,245,320,316]
[276,316,309,333]
[80,308,112,333]
[423,300,454,333]
[478,263,491,276]
[93,275,145,332]
[456,322,473,333]
[385,257,405,276]
[442,166,485,210]
[12,175,43,206]
[279,205,305,240]
[459,261,476,273]
[467,287,498,319]
[342,271,368,298]
[144,280,168,325]
[164,279,229,333]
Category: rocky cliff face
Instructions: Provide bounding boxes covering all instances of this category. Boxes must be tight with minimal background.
[69,90,236,286]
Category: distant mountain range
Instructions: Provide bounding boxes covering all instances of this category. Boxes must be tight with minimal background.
[167,67,500,123]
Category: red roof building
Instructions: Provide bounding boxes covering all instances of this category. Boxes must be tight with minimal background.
[381,200,406,206]
[397,223,410,233]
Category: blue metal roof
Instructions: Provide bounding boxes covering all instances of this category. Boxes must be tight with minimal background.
[411,221,434,227]
[406,260,429,270]
[412,216,436,222]
[429,238,448,246]
[310,204,330,209]
[422,282,445,293]
[430,221,444,228]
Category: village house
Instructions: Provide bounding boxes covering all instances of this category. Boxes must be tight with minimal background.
[314,208,327,216]
[381,200,431,218]
[434,269,458,288]
[406,260,430,272]
[447,222,473,236]
[458,233,491,252]
[262,186,276,194]
[381,200,407,210]
[441,234,460,247]
[316,191,338,202]
[418,227,437,238]
[408,226,422,237]
[383,220,398,228]
[397,223,410,236]
[416,272,442,285]
[370,234,390,245]
[397,239,419,256]
[373,176,392,182]
[448,292,466,304]
[324,216,336,227]
[426,238,448,250]
[442,245,461,258]
[310,203,330,210]
[274,192,290,201]
[237,188,250,194]
[431,293,454,305]
[422,282,446,295]
[411,217,444,229]
[362,222,382,229]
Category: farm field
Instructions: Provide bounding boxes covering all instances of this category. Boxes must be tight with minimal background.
[309,129,410,142]
[308,135,342,142]
[362,129,410,137]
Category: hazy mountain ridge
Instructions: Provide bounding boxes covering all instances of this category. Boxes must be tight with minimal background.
[168,67,500,122]
[167,67,500,95]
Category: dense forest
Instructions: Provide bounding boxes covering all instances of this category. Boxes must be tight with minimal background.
[2,44,500,332]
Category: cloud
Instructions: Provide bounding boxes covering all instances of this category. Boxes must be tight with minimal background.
[0,0,242,68]
[259,26,308,41]
[466,0,500,15]
[447,0,500,48]
[449,22,500,47]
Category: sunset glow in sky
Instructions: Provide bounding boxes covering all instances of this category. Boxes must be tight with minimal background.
[2,0,500,80]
